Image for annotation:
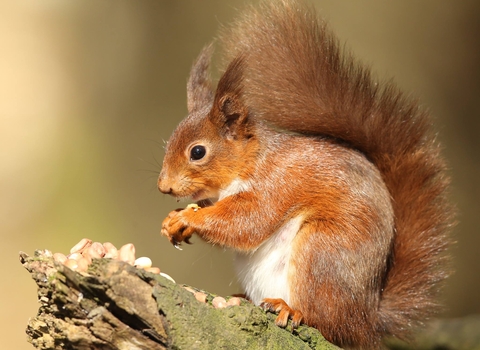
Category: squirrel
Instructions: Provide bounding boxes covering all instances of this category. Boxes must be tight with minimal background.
[157,1,453,348]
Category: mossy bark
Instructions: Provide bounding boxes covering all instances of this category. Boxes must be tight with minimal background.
[20,250,339,350]
[21,250,480,350]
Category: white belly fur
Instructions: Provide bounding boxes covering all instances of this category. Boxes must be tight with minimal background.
[234,216,303,306]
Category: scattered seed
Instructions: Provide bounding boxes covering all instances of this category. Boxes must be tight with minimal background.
[227,297,241,307]
[159,272,176,283]
[134,256,152,269]
[194,292,207,303]
[183,287,196,294]
[145,267,161,274]
[90,242,106,257]
[118,243,136,265]
[103,242,118,259]
[64,259,79,270]
[70,238,92,254]
[76,257,89,272]
[212,296,227,309]
[84,244,104,261]
[68,252,83,261]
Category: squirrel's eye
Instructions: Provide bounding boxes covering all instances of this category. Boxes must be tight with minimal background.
[190,145,206,161]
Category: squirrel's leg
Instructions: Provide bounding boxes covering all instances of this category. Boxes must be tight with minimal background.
[289,220,384,346]
[161,192,283,250]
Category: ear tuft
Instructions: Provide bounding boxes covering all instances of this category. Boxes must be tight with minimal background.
[216,55,245,99]
[187,44,215,115]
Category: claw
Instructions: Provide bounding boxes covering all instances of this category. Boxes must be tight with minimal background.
[172,241,183,250]
[261,298,303,330]
[162,208,195,250]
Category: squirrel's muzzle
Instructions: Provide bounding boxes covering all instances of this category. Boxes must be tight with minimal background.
[158,171,173,195]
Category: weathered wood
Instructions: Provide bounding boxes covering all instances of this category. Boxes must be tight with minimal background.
[20,250,339,350]
[22,249,480,350]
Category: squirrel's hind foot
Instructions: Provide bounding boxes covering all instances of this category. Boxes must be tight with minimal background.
[261,298,303,329]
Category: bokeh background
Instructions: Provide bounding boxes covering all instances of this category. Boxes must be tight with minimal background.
[2,1,479,348]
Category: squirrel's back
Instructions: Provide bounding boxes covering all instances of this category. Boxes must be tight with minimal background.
[219,0,453,345]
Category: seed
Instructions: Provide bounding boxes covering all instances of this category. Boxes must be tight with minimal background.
[90,242,106,257]
[159,272,176,283]
[194,292,207,303]
[145,267,161,274]
[68,252,83,261]
[134,257,152,269]
[212,296,227,309]
[70,238,92,254]
[76,257,89,272]
[227,297,241,306]
[118,243,136,265]
[64,259,78,270]
[103,242,118,259]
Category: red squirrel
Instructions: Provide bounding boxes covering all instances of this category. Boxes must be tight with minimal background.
[158,1,453,348]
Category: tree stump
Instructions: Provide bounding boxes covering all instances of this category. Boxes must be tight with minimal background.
[20,250,339,350]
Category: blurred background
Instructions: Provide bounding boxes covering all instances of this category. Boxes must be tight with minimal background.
[1,0,479,348]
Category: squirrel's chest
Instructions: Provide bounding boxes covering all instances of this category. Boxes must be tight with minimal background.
[234,216,303,305]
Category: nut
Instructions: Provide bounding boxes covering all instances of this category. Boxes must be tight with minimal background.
[64,259,79,270]
[68,252,83,261]
[103,242,118,259]
[159,272,176,283]
[118,243,136,265]
[194,292,207,303]
[227,297,241,306]
[76,257,89,272]
[70,238,92,254]
[145,267,161,274]
[212,296,227,309]
[134,257,153,269]
[186,203,200,212]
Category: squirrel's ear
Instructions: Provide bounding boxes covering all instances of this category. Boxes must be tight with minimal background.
[187,44,214,115]
[211,55,250,139]
[217,94,249,138]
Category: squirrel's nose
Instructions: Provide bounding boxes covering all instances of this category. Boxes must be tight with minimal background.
[157,173,170,194]
[158,185,172,194]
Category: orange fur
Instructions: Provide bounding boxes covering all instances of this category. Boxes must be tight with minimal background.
[158,1,453,348]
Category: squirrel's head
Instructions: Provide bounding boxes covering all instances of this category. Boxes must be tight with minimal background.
[158,46,257,202]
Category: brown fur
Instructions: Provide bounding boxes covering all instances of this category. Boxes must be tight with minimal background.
[158,1,453,348]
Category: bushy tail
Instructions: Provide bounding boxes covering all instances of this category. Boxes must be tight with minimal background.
[220,0,453,340]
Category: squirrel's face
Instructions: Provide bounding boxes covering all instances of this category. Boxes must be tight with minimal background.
[158,105,256,202]
[157,116,224,201]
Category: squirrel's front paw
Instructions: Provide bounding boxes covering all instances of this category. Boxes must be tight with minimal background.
[161,209,196,249]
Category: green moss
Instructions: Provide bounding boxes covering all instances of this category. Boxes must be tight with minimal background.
[151,280,338,350]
